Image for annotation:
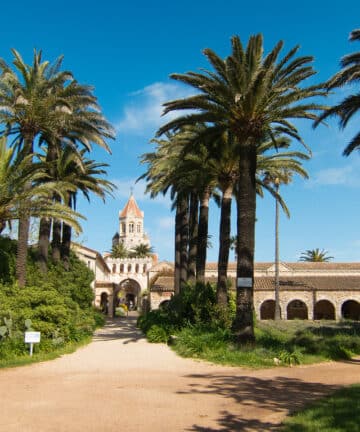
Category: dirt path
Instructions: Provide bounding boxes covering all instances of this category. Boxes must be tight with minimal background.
[0,315,359,432]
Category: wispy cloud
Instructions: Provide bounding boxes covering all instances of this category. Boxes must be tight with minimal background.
[111,177,171,207]
[115,82,194,135]
[309,160,360,188]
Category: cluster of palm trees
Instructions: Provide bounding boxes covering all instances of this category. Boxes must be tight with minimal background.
[0,50,115,286]
[141,30,360,341]
[110,242,154,259]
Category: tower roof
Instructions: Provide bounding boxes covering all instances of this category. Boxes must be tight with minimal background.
[120,194,143,218]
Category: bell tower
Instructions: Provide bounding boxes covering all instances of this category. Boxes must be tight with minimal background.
[118,193,150,250]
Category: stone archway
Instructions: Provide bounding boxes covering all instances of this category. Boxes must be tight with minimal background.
[260,300,276,320]
[314,300,335,320]
[100,292,109,315]
[115,278,141,311]
[287,299,308,320]
[342,300,360,320]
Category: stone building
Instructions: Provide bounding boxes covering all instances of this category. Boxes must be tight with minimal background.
[75,194,360,321]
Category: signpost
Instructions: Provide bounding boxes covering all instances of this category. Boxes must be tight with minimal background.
[237,277,253,288]
[24,331,41,356]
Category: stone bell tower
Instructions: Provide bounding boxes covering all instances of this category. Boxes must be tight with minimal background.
[118,193,150,251]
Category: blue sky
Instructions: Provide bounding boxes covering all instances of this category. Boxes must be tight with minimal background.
[2,0,360,262]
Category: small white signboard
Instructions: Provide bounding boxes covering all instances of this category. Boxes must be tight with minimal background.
[25,332,41,343]
[237,277,253,288]
[25,332,41,356]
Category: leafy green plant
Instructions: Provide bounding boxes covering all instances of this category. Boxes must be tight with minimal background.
[146,325,169,343]
[278,349,302,366]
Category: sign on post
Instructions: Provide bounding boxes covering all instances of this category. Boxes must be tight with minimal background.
[24,331,41,356]
[237,277,253,288]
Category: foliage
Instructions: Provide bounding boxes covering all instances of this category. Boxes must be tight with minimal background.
[299,248,333,262]
[282,384,360,431]
[146,325,169,343]
[0,242,100,361]
[129,243,154,258]
[110,242,129,259]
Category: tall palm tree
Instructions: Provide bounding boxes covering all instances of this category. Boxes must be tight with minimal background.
[262,155,309,319]
[299,248,333,262]
[315,29,360,155]
[157,34,326,342]
[0,138,82,240]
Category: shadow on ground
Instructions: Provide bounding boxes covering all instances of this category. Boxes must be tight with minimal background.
[93,315,144,344]
[182,374,340,431]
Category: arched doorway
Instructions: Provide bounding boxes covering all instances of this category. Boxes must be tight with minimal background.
[314,300,335,320]
[260,300,276,320]
[100,292,109,314]
[342,300,360,320]
[115,278,141,312]
[287,299,308,320]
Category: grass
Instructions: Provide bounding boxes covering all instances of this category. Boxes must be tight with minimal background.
[169,320,360,368]
[281,384,360,431]
[0,335,93,369]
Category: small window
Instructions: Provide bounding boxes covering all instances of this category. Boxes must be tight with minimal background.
[129,223,134,233]
[112,264,116,273]
[137,223,141,233]
[121,223,126,234]
[135,264,139,273]
[128,264,132,272]
[143,264,147,273]
[120,264,124,273]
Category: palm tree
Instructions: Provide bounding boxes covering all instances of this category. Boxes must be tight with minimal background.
[315,29,360,155]
[157,34,326,342]
[299,248,334,262]
[0,138,82,241]
[130,243,154,258]
[0,49,114,284]
[110,242,129,259]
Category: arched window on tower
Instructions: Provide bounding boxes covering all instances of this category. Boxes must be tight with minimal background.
[137,223,141,233]
[121,223,126,234]
[129,222,134,233]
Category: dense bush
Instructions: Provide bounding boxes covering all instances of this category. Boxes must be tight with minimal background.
[137,282,235,342]
[0,237,103,360]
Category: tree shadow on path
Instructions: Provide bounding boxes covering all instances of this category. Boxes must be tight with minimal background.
[93,315,144,344]
[181,374,340,431]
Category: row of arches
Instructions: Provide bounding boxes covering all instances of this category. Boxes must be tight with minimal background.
[260,299,360,320]
[112,263,148,274]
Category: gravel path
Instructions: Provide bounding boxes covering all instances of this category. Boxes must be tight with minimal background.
[0,314,359,431]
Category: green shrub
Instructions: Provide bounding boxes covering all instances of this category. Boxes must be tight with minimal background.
[146,325,169,343]
[0,240,100,361]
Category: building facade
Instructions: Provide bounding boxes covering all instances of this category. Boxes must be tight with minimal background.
[74,195,360,321]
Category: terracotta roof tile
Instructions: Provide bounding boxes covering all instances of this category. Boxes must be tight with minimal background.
[120,195,143,218]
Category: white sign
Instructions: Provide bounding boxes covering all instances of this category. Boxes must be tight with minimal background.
[237,277,253,288]
[25,331,41,344]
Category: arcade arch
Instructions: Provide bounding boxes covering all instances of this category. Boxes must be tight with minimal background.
[342,300,360,320]
[287,299,308,320]
[115,278,141,311]
[260,300,277,320]
[314,300,335,320]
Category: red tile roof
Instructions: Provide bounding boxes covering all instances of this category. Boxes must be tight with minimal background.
[120,195,143,218]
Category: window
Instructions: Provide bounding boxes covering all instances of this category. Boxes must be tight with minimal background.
[137,223,141,233]
[129,222,134,233]
[121,223,126,234]
[135,264,139,273]
[120,264,124,273]
[112,264,116,273]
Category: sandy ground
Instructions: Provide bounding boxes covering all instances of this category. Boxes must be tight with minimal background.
[0,314,359,432]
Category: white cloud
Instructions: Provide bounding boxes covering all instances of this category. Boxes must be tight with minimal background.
[309,161,360,187]
[111,177,172,207]
[115,81,194,135]
[158,217,174,229]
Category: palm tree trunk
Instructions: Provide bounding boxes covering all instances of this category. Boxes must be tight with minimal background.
[233,143,257,343]
[16,135,34,287]
[61,223,72,270]
[179,194,189,290]
[187,192,198,282]
[274,183,281,320]
[217,184,233,307]
[37,144,57,272]
[61,195,72,270]
[38,218,51,272]
[174,198,181,294]
[196,188,210,283]
[51,195,62,263]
